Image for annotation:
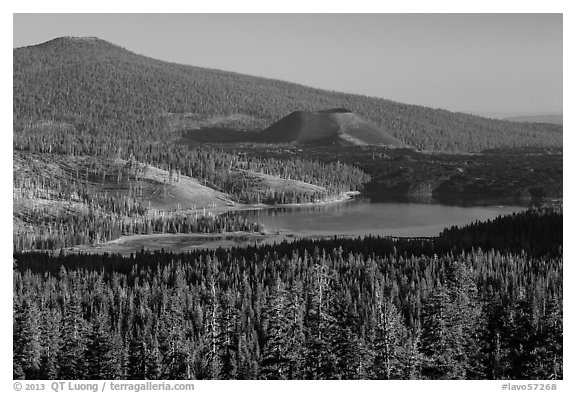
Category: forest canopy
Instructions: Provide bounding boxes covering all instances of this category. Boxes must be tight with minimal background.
[13,208,562,380]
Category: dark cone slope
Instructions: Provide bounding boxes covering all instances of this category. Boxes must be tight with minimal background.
[261,109,405,146]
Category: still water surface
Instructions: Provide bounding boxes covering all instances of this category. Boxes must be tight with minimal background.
[247,199,524,237]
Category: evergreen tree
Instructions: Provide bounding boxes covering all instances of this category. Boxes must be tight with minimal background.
[57,294,88,379]
[38,309,62,379]
[145,334,163,380]
[303,262,337,379]
[127,335,148,379]
[507,298,539,379]
[13,299,42,379]
[84,312,121,379]
[260,279,293,379]
[369,288,409,379]
[420,284,466,379]
[535,297,563,379]
[329,290,369,379]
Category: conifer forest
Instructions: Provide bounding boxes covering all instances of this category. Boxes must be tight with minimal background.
[13,34,563,381]
[13,208,562,380]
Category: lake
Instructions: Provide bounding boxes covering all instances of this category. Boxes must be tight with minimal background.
[246,198,525,238]
[70,198,526,255]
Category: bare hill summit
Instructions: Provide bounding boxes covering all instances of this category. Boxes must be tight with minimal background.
[261,108,405,146]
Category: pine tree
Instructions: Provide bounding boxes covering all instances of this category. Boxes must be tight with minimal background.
[38,309,62,379]
[146,334,162,380]
[420,284,463,379]
[218,290,239,379]
[159,294,193,380]
[284,281,306,379]
[13,299,42,379]
[448,259,485,379]
[84,312,121,379]
[303,263,337,379]
[57,294,88,379]
[400,326,423,379]
[535,297,563,379]
[369,287,409,379]
[478,298,508,379]
[329,290,369,379]
[260,279,292,379]
[507,298,540,379]
[198,277,223,379]
[128,335,148,379]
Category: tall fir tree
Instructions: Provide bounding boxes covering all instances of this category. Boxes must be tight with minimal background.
[369,286,410,379]
[84,312,121,379]
[13,299,42,379]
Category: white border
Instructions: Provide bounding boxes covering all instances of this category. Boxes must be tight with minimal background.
[3,2,572,391]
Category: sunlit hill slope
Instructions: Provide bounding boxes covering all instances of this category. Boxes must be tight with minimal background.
[14,36,562,152]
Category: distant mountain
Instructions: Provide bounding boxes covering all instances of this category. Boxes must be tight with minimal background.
[504,114,563,125]
[260,108,405,146]
[13,37,562,153]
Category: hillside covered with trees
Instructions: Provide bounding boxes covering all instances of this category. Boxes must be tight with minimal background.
[218,145,563,206]
[13,149,369,252]
[14,37,562,154]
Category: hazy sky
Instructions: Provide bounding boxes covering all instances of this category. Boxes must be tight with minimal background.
[13,13,563,115]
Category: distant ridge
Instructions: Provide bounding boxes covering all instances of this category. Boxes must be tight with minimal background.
[260,109,405,146]
[13,36,563,153]
[504,114,563,125]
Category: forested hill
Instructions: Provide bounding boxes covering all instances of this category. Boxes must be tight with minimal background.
[14,37,561,153]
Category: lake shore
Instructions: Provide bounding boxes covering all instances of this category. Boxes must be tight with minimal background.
[176,190,361,215]
[58,198,525,256]
[66,230,327,256]
[242,190,360,210]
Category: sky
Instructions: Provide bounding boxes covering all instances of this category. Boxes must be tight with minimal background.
[13,13,563,116]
